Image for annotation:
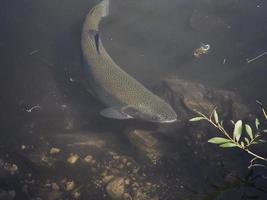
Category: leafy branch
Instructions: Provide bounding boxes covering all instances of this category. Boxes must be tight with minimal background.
[190,104,267,165]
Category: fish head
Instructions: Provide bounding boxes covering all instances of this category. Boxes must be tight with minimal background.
[123,101,177,123]
[146,101,177,123]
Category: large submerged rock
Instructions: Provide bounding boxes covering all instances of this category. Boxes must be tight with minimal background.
[127,129,163,164]
[153,77,251,121]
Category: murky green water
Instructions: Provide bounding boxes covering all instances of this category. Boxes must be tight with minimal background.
[0,0,267,199]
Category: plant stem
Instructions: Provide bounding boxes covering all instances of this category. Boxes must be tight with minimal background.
[245,149,267,161]
[248,133,261,146]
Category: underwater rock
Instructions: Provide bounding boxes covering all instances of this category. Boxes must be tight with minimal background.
[106,177,125,199]
[154,77,250,121]
[54,133,106,149]
[127,129,162,164]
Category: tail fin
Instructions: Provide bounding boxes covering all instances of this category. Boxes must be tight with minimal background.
[100,0,109,18]
[89,0,109,18]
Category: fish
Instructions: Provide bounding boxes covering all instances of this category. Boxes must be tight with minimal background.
[81,0,177,123]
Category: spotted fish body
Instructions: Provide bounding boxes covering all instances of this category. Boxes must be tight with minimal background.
[81,0,177,123]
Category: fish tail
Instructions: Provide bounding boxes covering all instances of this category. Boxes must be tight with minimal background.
[89,0,109,18]
[100,0,109,18]
[85,0,109,30]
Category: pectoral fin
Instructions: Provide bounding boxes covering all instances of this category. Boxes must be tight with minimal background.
[100,107,133,120]
[88,29,100,54]
[121,106,140,117]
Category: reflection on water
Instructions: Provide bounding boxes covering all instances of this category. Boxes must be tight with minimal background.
[0,0,267,199]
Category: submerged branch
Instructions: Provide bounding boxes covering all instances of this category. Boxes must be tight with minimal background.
[191,107,267,164]
[247,51,267,63]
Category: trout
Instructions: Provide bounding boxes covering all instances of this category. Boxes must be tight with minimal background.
[81,0,177,123]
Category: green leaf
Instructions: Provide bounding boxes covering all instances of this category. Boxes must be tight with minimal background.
[257,139,266,143]
[230,120,235,125]
[219,143,237,148]
[245,124,253,140]
[263,129,267,133]
[255,118,260,130]
[213,110,219,124]
[251,142,258,145]
[245,137,250,145]
[233,120,243,142]
[208,137,232,144]
[189,117,205,122]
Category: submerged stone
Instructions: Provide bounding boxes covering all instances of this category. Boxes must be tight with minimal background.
[127,129,162,164]
[106,177,125,199]
[154,77,251,121]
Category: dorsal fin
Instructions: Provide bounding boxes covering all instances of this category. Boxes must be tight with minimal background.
[88,29,100,54]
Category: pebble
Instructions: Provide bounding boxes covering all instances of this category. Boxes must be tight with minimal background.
[4,163,18,174]
[106,177,125,199]
[84,155,93,163]
[51,183,60,191]
[124,179,130,185]
[72,191,80,199]
[91,160,96,165]
[49,147,61,154]
[102,175,114,183]
[65,180,75,191]
[67,154,79,164]
[146,182,152,186]
[113,155,120,160]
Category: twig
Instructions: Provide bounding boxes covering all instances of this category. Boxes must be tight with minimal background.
[256,100,267,120]
[25,105,41,113]
[249,164,267,170]
[246,149,267,161]
[195,110,239,145]
[193,109,267,163]
[248,157,258,169]
[29,49,39,55]
[246,51,267,63]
